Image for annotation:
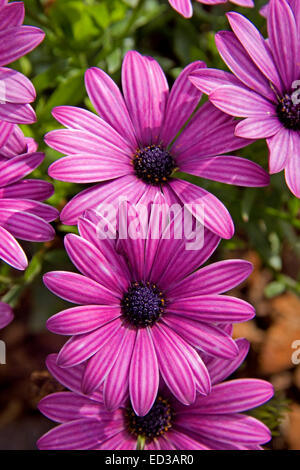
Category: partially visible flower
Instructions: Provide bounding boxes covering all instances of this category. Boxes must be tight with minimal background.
[190,0,300,197]
[0,0,45,140]
[44,204,255,417]
[168,0,254,19]
[0,301,13,329]
[0,125,58,270]
[45,50,269,240]
[37,339,273,450]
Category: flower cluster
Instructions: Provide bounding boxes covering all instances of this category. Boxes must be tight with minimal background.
[0,1,56,329]
[190,0,300,197]
[37,339,273,450]
[2,0,291,451]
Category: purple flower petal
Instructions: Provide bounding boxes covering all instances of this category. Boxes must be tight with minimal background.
[226,11,282,91]
[47,305,121,336]
[215,31,276,102]
[163,315,239,358]
[56,318,122,368]
[84,69,137,148]
[129,328,159,417]
[103,327,137,411]
[122,51,169,146]
[0,301,13,329]
[189,67,241,95]
[193,379,274,414]
[267,127,292,174]
[205,338,250,385]
[268,0,298,90]
[209,85,276,118]
[160,61,205,146]
[151,323,196,405]
[38,392,104,423]
[0,26,44,67]
[37,418,103,450]
[169,178,234,239]
[284,131,300,197]
[180,155,270,187]
[168,259,253,299]
[0,209,55,241]
[235,116,282,139]
[0,225,27,269]
[43,271,118,305]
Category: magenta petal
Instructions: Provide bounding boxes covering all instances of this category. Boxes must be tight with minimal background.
[235,116,282,139]
[0,210,55,242]
[0,199,58,222]
[164,315,239,359]
[285,132,300,198]
[0,179,54,201]
[0,225,27,269]
[268,0,298,90]
[37,419,103,450]
[267,127,292,174]
[48,154,132,183]
[181,155,270,187]
[177,413,271,445]
[44,271,118,305]
[84,69,137,148]
[122,51,169,146]
[47,305,121,336]
[189,67,241,95]
[0,67,35,103]
[160,61,205,146]
[0,120,13,147]
[0,103,36,124]
[81,331,125,395]
[168,259,253,298]
[167,294,255,323]
[129,328,159,417]
[0,26,45,67]
[59,175,144,225]
[205,338,250,385]
[151,323,196,405]
[0,152,44,187]
[226,11,282,91]
[0,301,13,329]
[193,379,274,414]
[57,318,121,368]
[46,354,103,402]
[103,327,137,411]
[38,392,102,423]
[64,234,123,295]
[168,0,193,18]
[209,85,276,118]
[166,430,208,450]
[169,178,234,239]
[0,3,24,28]
[215,31,276,102]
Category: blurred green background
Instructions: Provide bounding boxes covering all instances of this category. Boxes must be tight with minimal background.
[0,0,299,449]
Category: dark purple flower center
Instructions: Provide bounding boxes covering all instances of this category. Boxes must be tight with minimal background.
[121,281,165,327]
[277,94,300,130]
[133,145,176,185]
[126,396,173,439]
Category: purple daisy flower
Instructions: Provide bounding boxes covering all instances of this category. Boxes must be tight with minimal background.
[37,339,274,450]
[0,301,13,329]
[0,0,45,137]
[0,125,58,270]
[44,204,255,417]
[45,51,270,240]
[190,0,300,197]
[168,0,254,19]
